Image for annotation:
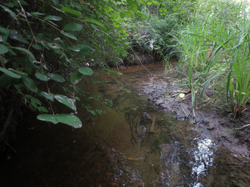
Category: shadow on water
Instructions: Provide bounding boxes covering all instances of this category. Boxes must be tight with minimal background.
[0,63,248,187]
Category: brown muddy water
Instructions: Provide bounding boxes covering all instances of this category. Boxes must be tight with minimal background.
[0,63,249,187]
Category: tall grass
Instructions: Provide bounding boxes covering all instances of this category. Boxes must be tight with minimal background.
[169,0,250,117]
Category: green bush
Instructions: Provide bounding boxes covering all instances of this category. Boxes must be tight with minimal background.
[0,0,147,133]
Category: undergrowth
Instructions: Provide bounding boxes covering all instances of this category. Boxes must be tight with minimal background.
[169,0,250,118]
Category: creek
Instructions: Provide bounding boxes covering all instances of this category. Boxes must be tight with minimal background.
[0,63,249,187]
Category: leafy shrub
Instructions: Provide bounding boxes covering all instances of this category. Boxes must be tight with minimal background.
[0,0,146,140]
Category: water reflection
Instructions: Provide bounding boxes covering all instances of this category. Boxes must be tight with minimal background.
[192,139,214,187]
[0,63,247,187]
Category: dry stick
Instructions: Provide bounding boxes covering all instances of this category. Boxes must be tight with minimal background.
[242,107,250,113]
[234,124,250,130]
[27,38,33,51]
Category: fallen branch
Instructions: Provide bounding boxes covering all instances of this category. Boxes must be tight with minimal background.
[234,124,250,130]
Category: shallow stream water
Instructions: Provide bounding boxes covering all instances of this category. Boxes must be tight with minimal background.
[0,63,249,187]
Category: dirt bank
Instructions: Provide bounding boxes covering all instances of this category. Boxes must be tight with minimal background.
[138,65,250,160]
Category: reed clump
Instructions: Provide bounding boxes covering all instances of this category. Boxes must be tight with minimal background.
[168,0,250,117]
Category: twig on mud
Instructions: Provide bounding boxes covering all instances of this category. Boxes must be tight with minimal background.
[234,124,250,130]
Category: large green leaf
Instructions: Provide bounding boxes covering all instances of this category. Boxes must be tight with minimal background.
[78,67,93,76]
[84,19,107,31]
[10,47,36,60]
[61,7,83,18]
[70,70,83,84]
[56,114,82,128]
[9,30,29,44]
[48,42,61,49]
[37,106,48,113]
[0,44,9,54]
[48,73,65,83]
[0,74,21,88]
[35,72,50,81]
[19,0,28,6]
[31,97,41,105]
[30,12,45,16]
[3,2,16,8]
[54,95,76,110]
[44,15,62,21]
[22,76,38,92]
[0,5,16,19]
[32,44,43,50]
[0,67,21,78]
[67,46,81,52]
[0,26,10,44]
[63,23,83,31]
[41,91,54,101]
[37,114,59,124]
[78,44,93,55]
[61,30,77,40]
[9,69,28,76]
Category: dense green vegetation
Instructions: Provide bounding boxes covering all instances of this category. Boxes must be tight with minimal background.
[171,0,250,118]
[1,0,250,146]
[0,0,173,145]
